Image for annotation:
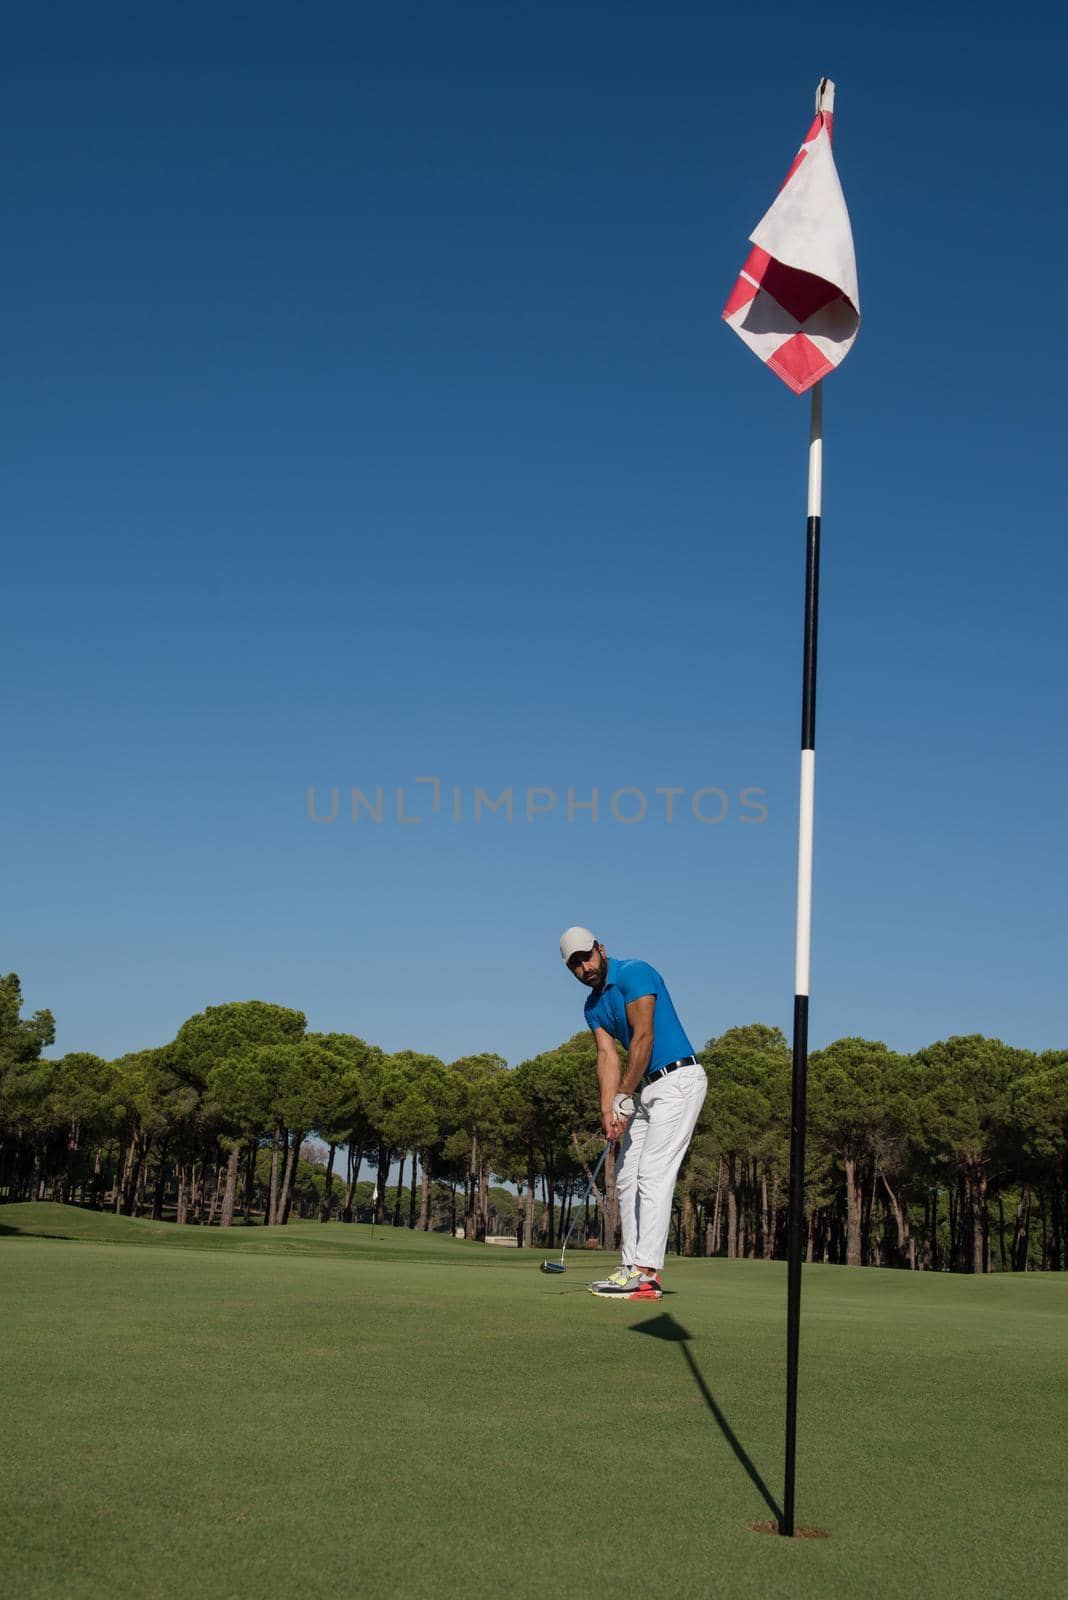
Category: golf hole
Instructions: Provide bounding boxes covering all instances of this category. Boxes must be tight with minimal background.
[747,1521,828,1539]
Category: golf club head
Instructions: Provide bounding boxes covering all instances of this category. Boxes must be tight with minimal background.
[539,1259,566,1274]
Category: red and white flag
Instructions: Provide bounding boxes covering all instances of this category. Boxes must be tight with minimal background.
[723,82,859,394]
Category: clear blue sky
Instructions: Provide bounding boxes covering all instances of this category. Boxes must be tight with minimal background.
[4,1,1065,1068]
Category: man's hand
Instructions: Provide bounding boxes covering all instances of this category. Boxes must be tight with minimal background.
[602,1108,626,1140]
[603,1091,638,1141]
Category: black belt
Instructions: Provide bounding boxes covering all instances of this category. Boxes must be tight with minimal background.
[643,1054,700,1084]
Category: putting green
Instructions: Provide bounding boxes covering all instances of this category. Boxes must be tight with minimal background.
[2,1204,1065,1599]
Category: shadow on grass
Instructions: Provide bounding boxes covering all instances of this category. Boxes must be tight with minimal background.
[631,1312,783,1524]
[0,1224,76,1240]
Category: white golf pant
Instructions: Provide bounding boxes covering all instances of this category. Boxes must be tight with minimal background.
[617,1063,707,1273]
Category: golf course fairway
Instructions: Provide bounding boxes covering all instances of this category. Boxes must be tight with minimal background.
[3,1204,1064,1599]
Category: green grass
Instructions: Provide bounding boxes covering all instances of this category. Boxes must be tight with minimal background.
[3,1204,1066,1600]
[0,1200,492,1261]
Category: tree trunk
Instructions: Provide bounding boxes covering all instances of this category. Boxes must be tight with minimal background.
[843,1155,863,1267]
[220,1142,242,1228]
[1037,1185,1048,1270]
[929,1188,940,1272]
[827,1203,841,1263]
[114,1137,137,1214]
[279,1129,305,1226]
[760,1168,773,1260]
[545,1173,555,1248]
[862,1161,879,1265]
[710,1158,724,1256]
[132,1147,149,1217]
[189,1161,206,1224]
[880,1171,911,1268]
[341,1142,364,1223]
[122,1132,148,1216]
[726,1176,738,1260]
[560,1183,573,1245]
[1050,1174,1064,1272]
[463,1133,479,1239]
[979,1175,990,1274]
[604,1145,620,1251]
[964,1161,987,1274]
[374,1144,389,1224]
[176,1164,189,1227]
[90,1144,108,1209]
[205,1162,224,1227]
[523,1146,535,1248]
[418,1147,432,1230]
[409,1154,419,1230]
[243,1138,258,1223]
[392,1150,406,1228]
[906,1212,917,1271]
[151,1144,170,1221]
[681,1189,696,1258]
[341,1145,354,1221]
[1012,1186,1030,1271]
[477,1160,488,1242]
[267,1122,284,1225]
[958,1171,971,1270]
[54,1121,81,1205]
[320,1143,338,1222]
[121,1135,139,1214]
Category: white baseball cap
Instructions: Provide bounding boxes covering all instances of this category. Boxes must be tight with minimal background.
[559,926,598,964]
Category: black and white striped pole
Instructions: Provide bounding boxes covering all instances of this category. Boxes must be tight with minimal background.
[781,376,822,1538]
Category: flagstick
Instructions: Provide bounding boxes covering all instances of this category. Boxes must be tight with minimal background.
[781,378,822,1537]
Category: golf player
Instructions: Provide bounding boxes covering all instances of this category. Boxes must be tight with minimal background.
[560,927,707,1301]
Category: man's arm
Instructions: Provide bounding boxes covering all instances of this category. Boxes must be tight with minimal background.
[594,1027,623,1138]
[620,994,655,1094]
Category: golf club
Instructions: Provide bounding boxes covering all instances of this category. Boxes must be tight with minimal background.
[539,1111,635,1274]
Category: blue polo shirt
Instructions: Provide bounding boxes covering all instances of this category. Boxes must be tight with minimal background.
[584,956,696,1076]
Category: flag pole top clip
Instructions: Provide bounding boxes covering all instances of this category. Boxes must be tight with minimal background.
[815,78,835,113]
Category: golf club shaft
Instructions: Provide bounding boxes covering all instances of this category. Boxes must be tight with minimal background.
[558,1112,635,1260]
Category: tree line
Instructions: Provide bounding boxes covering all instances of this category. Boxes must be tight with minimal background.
[0,974,1064,1271]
